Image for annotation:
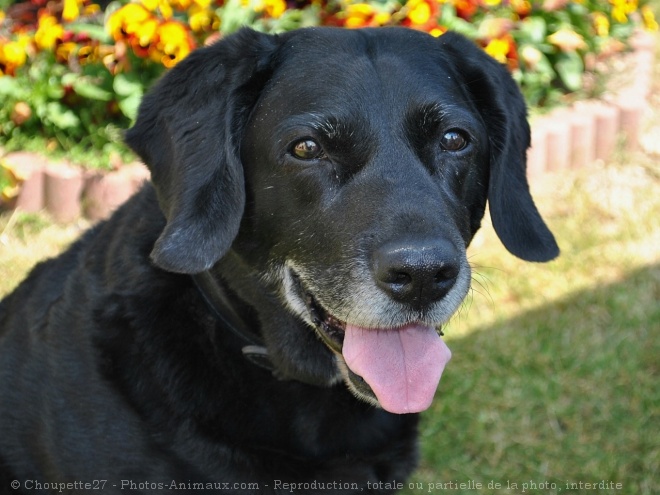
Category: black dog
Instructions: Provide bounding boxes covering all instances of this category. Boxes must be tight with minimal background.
[0,27,558,493]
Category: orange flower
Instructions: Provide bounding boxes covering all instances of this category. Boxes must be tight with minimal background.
[453,0,479,20]
[510,0,532,17]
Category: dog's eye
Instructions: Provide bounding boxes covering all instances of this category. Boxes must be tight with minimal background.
[291,139,325,160]
[440,130,468,152]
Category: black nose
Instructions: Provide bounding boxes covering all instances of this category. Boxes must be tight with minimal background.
[373,238,461,308]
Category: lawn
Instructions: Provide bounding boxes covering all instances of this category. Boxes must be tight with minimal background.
[2,57,659,495]
[2,153,657,495]
[405,104,660,493]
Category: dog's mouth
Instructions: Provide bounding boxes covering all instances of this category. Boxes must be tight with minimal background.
[290,271,452,415]
[304,290,346,353]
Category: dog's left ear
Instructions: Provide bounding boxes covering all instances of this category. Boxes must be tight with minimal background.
[439,33,559,262]
[126,29,280,274]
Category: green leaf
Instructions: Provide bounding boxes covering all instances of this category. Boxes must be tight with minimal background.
[218,0,258,34]
[113,73,143,97]
[0,77,26,98]
[519,17,547,45]
[66,23,113,44]
[555,52,584,92]
[72,80,113,101]
[118,93,142,122]
[45,102,80,129]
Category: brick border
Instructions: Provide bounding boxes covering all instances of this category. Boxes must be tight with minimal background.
[526,31,656,179]
[0,31,656,222]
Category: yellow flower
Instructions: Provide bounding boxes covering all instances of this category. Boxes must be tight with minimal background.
[609,0,638,24]
[56,41,78,63]
[141,0,173,19]
[0,160,21,203]
[83,4,101,16]
[593,12,609,37]
[484,37,510,64]
[642,6,659,31]
[344,3,375,28]
[170,0,194,9]
[547,28,587,52]
[373,12,391,25]
[62,0,82,22]
[406,0,432,26]
[0,39,28,75]
[482,0,501,6]
[151,21,193,68]
[188,3,219,32]
[107,4,155,42]
[35,15,64,51]
[254,0,287,19]
[78,44,99,64]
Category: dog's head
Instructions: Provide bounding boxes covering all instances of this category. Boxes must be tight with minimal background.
[127,27,558,414]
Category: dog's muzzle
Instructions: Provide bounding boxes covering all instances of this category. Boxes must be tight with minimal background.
[289,270,452,415]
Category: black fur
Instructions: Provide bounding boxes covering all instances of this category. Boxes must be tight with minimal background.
[0,27,557,494]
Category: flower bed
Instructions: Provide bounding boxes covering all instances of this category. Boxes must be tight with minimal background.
[0,0,658,219]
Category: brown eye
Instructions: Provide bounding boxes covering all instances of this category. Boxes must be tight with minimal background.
[291,139,325,160]
[440,130,468,152]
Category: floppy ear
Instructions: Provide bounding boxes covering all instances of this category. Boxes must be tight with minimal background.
[439,33,559,262]
[126,29,280,274]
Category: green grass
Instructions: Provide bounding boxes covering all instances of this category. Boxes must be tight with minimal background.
[402,121,660,493]
[0,210,87,295]
[410,265,659,495]
[1,155,657,495]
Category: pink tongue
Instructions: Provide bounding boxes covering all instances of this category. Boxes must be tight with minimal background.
[342,323,451,414]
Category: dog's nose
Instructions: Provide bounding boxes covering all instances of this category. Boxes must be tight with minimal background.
[373,239,460,307]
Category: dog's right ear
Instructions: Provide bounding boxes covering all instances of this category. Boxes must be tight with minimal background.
[438,32,559,262]
[126,29,280,274]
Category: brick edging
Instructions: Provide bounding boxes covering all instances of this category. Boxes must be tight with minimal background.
[526,30,656,179]
[1,31,656,222]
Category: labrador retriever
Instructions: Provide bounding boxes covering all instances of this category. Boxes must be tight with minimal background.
[0,27,558,493]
